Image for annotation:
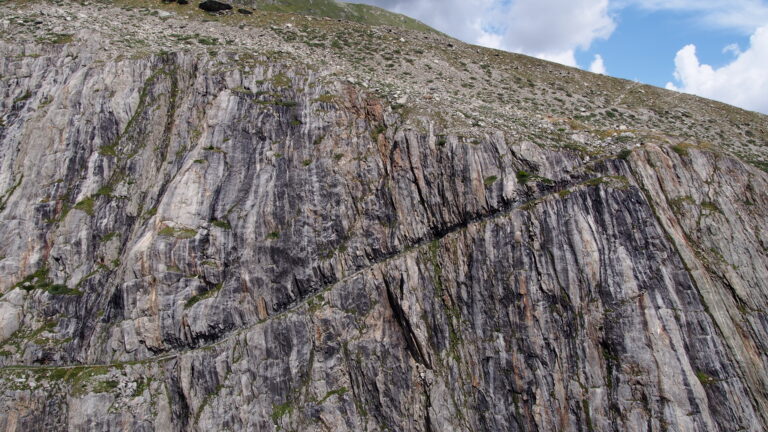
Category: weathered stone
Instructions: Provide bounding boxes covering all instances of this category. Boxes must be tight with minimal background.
[0,1,766,431]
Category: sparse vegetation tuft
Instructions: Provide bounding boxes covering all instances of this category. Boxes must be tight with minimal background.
[13,267,81,296]
[158,226,197,239]
[185,283,223,308]
[516,171,531,184]
[618,148,632,160]
[271,401,293,423]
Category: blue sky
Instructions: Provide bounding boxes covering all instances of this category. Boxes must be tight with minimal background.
[576,6,752,86]
[354,0,768,114]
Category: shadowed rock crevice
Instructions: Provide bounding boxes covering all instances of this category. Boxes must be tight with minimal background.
[384,276,432,369]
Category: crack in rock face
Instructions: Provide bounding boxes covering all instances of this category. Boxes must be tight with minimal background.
[0,0,767,431]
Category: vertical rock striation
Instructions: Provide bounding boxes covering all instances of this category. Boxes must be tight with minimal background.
[1,2,767,431]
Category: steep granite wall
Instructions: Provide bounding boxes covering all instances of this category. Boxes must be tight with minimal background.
[1,5,768,432]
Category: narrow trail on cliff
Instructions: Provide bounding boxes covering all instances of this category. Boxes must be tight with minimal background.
[0,170,619,372]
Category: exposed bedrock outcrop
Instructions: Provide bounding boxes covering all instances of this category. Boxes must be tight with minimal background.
[1,35,767,432]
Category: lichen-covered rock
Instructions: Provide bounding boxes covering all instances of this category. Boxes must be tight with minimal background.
[0,1,767,431]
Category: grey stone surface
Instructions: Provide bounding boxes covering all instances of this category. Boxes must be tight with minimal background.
[0,1,767,431]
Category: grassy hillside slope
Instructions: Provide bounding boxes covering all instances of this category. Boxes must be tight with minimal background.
[235,0,436,32]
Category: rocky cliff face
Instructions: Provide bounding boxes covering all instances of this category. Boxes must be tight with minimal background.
[1,1,768,431]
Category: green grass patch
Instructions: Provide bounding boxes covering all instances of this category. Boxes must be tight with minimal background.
[695,370,716,386]
[158,226,197,239]
[133,378,151,397]
[583,177,606,187]
[0,175,23,212]
[13,91,31,104]
[313,94,337,104]
[307,295,324,314]
[671,144,691,157]
[371,125,386,139]
[617,148,632,160]
[50,33,74,44]
[34,33,74,45]
[197,36,219,46]
[581,176,630,189]
[273,100,297,107]
[98,145,118,157]
[669,196,695,214]
[211,219,232,229]
[271,73,292,88]
[69,366,111,396]
[246,0,435,33]
[95,185,113,196]
[185,283,223,309]
[515,171,554,186]
[13,267,73,296]
[483,175,498,186]
[46,285,83,296]
[747,159,768,172]
[701,201,721,213]
[271,401,293,424]
[319,387,348,404]
[74,197,95,216]
[92,379,119,393]
[232,86,253,95]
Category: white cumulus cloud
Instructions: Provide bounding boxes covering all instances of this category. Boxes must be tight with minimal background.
[499,0,615,66]
[353,0,616,69]
[722,43,742,56]
[352,0,497,47]
[589,54,607,74]
[618,0,768,33]
[666,25,768,113]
